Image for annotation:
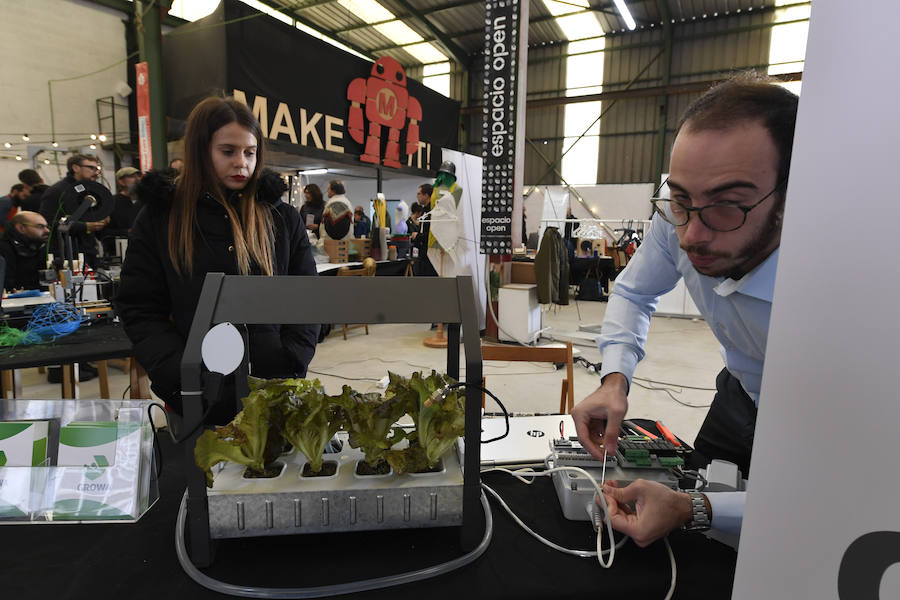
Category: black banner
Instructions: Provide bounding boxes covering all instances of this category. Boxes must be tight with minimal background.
[163,0,459,176]
[480,0,521,254]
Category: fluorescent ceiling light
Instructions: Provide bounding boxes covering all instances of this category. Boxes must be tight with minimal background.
[298,168,328,175]
[613,0,637,30]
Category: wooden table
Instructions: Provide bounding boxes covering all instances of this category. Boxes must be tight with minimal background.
[0,321,149,400]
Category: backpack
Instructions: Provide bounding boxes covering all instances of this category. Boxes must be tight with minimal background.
[575,263,605,301]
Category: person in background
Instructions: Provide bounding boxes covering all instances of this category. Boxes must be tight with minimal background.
[300,183,324,238]
[169,157,184,173]
[17,169,45,213]
[0,211,49,291]
[412,183,435,276]
[116,96,319,422]
[17,169,43,194]
[39,153,109,267]
[0,184,27,232]
[407,202,423,241]
[563,206,576,260]
[576,239,593,258]
[572,73,799,545]
[353,205,371,238]
[0,209,95,383]
[101,166,142,255]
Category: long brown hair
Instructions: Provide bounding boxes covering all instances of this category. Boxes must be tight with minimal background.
[168,96,274,276]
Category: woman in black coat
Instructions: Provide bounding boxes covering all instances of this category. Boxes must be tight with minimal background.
[299,183,324,238]
[116,97,319,416]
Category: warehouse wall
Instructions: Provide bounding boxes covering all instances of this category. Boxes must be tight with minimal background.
[598,11,774,184]
[462,6,802,186]
[0,0,131,190]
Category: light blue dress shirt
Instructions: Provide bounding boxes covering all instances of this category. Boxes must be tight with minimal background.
[598,214,777,534]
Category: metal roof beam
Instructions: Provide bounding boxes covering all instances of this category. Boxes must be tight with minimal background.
[81,0,187,27]
[285,0,343,10]
[388,0,469,66]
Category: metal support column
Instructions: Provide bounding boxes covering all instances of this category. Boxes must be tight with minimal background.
[137,0,171,169]
[654,0,674,187]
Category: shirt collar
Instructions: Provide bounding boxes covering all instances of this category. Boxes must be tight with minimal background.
[713,248,779,301]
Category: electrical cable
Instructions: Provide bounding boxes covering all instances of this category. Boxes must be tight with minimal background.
[480,481,627,559]
[632,376,716,392]
[434,381,510,444]
[174,489,494,598]
[306,369,380,382]
[630,380,712,408]
[482,465,678,599]
[145,401,218,446]
[573,356,714,407]
[479,465,617,568]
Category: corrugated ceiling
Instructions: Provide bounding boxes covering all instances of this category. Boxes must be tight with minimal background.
[263,0,792,66]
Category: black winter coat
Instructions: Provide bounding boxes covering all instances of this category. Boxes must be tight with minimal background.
[0,228,45,291]
[39,175,101,265]
[115,170,320,412]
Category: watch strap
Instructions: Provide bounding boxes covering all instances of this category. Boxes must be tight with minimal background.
[683,492,711,531]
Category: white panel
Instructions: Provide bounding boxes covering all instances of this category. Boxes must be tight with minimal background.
[733,2,900,598]
[439,148,487,330]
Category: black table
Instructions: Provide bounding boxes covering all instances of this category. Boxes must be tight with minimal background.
[0,321,147,399]
[0,321,133,370]
[2,435,737,599]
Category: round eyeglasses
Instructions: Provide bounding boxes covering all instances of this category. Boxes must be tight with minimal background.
[650,178,785,233]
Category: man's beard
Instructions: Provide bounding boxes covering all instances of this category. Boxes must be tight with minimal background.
[681,196,784,280]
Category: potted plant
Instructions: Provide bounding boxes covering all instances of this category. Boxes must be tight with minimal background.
[194,386,286,487]
[384,371,465,475]
[281,384,348,478]
[333,385,408,476]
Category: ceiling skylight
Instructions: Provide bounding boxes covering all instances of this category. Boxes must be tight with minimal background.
[337,0,448,65]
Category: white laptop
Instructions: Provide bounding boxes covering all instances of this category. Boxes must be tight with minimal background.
[464,414,575,467]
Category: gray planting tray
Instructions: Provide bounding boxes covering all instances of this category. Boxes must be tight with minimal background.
[206,435,464,539]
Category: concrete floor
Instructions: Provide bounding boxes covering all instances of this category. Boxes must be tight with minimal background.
[10,300,723,446]
[309,299,721,446]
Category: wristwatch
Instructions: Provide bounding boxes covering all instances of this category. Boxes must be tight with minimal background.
[682,492,711,531]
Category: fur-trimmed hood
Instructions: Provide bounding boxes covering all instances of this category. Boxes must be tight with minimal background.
[135,168,288,207]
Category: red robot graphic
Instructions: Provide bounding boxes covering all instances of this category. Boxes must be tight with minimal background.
[347,56,422,169]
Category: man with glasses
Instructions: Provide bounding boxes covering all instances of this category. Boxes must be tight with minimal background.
[0,211,50,291]
[572,74,799,545]
[39,154,110,268]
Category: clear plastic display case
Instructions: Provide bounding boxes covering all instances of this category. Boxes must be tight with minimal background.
[0,399,158,523]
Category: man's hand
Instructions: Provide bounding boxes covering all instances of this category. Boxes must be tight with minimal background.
[86,217,109,233]
[571,372,628,457]
[601,480,695,547]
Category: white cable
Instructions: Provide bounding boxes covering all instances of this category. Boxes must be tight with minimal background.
[663,537,677,600]
[484,464,678,600]
[174,490,494,598]
[480,465,617,568]
[481,482,627,560]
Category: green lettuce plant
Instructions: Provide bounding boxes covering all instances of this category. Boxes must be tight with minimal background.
[384,371,465,475]
[281,385,348,475]
[334,384,408,468]
[194,387,282,487]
